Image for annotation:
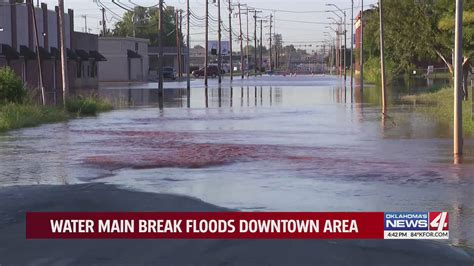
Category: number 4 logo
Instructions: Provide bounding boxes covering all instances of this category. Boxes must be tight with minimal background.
[429,212,449,231]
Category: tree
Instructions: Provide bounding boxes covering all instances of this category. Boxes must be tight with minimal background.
[430,0,474,75]
[112,6,183,47]
[363,1,436,74]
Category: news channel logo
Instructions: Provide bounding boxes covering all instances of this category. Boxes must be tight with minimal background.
[383,212,449,239]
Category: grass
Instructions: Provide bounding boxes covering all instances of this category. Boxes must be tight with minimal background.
[0,103,68,132]
[66,97,113,116]
[401,87,474,135]
[0,97,113,132]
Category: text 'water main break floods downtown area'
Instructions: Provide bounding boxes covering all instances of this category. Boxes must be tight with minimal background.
[0,0,474,265]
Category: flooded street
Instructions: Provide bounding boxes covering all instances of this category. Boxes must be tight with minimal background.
[1,76,473,249]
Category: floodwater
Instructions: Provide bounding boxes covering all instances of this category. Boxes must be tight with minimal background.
[0,75,473,248]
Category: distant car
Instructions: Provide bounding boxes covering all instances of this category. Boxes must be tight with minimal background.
[192,65,225,78]
[163,67,176,80]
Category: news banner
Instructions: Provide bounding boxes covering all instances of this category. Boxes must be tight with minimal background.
[25,212,449,240]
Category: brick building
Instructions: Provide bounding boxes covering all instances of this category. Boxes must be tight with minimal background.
[0,0,106,104]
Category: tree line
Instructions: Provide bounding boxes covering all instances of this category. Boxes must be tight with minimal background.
[362,0,473,78]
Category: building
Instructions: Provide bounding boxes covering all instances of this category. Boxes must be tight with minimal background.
[189,45,206,69]
[98,37,149,82]
[0,0,105,104]
[148,46,187,79]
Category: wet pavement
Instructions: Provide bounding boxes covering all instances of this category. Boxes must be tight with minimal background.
[0,75,473,250]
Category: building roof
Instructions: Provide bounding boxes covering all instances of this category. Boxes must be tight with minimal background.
[99,36,150,43]
[20,45,36,60]
[89,50,107,61]
[76,49,91,61]
[0,44,20,60]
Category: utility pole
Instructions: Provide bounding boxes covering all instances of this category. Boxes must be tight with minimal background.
[228,0,233,81]
[101,7,107,36]
[186,0,191,92]
[238,4,244,79]
[454,0,463,159]
[175,11,182,78]
[360,0,364,90]
[158,0,164,98]
[343,11,347,82]
[246,9,251,77]
[253,10,258,76]
[205,0,209,86]
[81,15,87,33]
[58,0,68,106]
[350,0,354,89]
[379,0,387,114]
[179,10,183,78]
[339,24,342,78]
[29,0,45,105]
[269,14,273,72]
[217,0,222,84]
[335,28,339,76]
[259,19,263,74]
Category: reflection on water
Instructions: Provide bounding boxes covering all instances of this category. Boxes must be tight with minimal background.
[1,76,473,249]
[99,86,283,109]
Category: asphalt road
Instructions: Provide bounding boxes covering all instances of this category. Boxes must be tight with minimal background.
[0,183,472,266]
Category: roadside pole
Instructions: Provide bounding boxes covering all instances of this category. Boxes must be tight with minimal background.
[101,7,106,36]
[228,0,233,81]
[454,0,463,160]
[246,9,251,78]
[179,10,183,78]
[238,4,244,79]
[158,0,164,99]
[343,11,347,82]
[205,0,209,86]
[58,0,68,107]
[379,0,387,114]
[186,0,191,94]
[269,14,273,72]
[175,11,181,78]
[254,10,258,77]
[30,0,45,105]
[259,19,263,75]
[218,0,222,84]
[360,0,364,90]
[350,0,354,90]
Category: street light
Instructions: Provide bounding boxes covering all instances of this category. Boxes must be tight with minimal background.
[327,17,339,25]
[325,26,341,76]
[326,4,347,82]
[327,10,342,20]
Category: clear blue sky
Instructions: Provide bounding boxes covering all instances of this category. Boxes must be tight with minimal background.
[41,0,377,51]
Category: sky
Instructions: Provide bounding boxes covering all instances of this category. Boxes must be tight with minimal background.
[40,0,378,51]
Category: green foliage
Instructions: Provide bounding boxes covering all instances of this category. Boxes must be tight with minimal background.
[0,67,26,104]
[0,104,68,132]
[362,0,474,74]
[66,96,113,116]
[112,6,183,47]
[363,57,396,84]
[401,87,474,135]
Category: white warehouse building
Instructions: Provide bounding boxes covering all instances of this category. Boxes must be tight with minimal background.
[98,37,149,82]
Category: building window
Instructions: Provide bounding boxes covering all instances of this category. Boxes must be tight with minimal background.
[87,65,90,77]
[82,64,85,78]
[135,42,138,51]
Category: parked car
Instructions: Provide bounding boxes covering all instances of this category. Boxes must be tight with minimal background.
[192,65,225,78]
[163,67,176,80]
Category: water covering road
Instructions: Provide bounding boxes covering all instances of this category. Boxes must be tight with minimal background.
[0,75,473,248]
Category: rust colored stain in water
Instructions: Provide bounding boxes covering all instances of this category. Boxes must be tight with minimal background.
[79,129,341,170]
